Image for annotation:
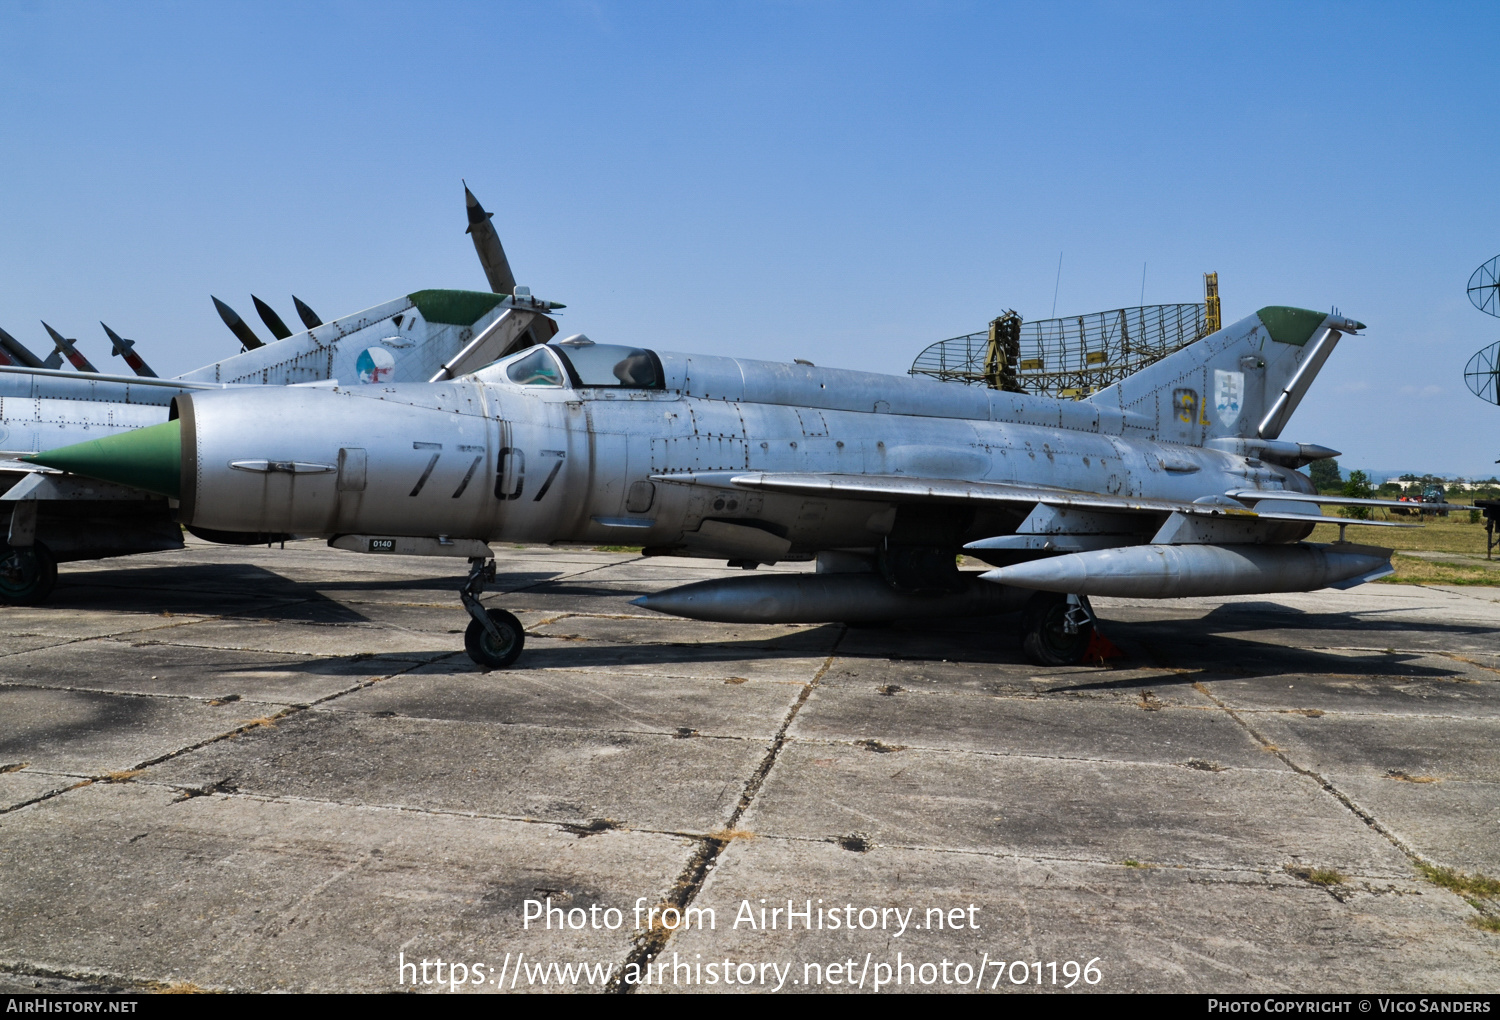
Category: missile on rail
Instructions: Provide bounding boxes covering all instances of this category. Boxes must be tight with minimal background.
[100,323,158,378]
[41,322,99,372]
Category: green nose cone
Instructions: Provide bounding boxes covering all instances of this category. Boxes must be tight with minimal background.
[21,420,182,499]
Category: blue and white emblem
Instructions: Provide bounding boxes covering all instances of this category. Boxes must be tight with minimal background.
[356,346,396,384]
[1214,369,1243,427]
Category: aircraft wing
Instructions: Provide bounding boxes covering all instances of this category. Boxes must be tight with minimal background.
[0,458,57,475]
[657,471,1415,528]
[1224,489,1467,513]
[0,364,231,391]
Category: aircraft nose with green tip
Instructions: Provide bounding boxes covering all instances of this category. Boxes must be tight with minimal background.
[22,419,183,499]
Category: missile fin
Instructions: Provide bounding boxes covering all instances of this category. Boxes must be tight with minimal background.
[212,297,265,351]
[292,295,323,329]
[252,295,294,340]
[463,181,517,295]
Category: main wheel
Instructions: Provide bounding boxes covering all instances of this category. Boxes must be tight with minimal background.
[464,608,525,669]
[1020,591,1093,666]
[0,542,57,606]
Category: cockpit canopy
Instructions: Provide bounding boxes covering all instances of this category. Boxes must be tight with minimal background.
[503,347,566,387]
[489,336,663,390]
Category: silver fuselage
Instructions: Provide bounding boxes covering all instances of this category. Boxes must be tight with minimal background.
[179,346,1314,553]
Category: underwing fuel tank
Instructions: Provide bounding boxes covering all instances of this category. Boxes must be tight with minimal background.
[980,543,1393,598]
[632,573,1031,624]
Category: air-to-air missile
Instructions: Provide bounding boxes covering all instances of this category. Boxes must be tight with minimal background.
[465,180,517,295]
[0,325,58,369]
[252,295,295,341]
[210,296,266,351]
[25,302,1452,668]
[40,322,100,372]
[100,323,158,378]
[293,296,323,330]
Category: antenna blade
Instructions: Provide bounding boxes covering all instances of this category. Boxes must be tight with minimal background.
[292,295,323,329]
[0,323,47,368]
[212,297,265,351]
[464,181,517,295]
[99,322,157,378]
[252,295,294,340]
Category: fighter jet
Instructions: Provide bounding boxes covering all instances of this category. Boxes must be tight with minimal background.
[25,299,1449,667]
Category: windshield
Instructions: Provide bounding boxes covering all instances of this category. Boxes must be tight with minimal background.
[551,340,662,388]
[504,347,565,387]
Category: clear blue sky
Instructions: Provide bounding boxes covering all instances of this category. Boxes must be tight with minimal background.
[2,1,1497,477]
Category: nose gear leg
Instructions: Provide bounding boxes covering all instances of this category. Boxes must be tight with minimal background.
[461,557,499,635]
[459,556,525,669]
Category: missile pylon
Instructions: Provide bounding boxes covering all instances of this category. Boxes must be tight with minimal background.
[463,181,517,295]
[0,324,47,368]
[211,297,265,351]
[99,322,158,378]
[40,322,99,372]
[252,295,294,340]
[292,295,322,329]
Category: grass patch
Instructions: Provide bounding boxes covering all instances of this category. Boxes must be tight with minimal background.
[707,828,757,842]
[1376,555,1500,587]
[1309,505,1494,556]
[594,545,643,554]
[1122,859,1151,868]
[1288,866,1346,886]
[1417,863,1500,898]
[1471,916,1500,934]
[102,769,145,783]
[1386,769,1442,784]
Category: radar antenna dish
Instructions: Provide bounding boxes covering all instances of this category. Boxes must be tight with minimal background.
[911,303,1208,399]
[1464,340,1500,405]
[1469,254,1500,317]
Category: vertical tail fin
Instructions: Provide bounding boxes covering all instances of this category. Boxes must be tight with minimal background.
[1087,305,1364,444]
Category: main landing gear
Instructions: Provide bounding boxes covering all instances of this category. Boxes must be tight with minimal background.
[1020,591,1095,667]
[460,557,524,669]
[0,541,57,606]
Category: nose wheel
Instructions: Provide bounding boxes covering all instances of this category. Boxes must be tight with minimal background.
[460,557,525,669]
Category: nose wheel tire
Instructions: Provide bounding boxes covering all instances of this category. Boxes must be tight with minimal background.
[0,542,57,606]
[1020,591,1094,667]
[464,608,525,669]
